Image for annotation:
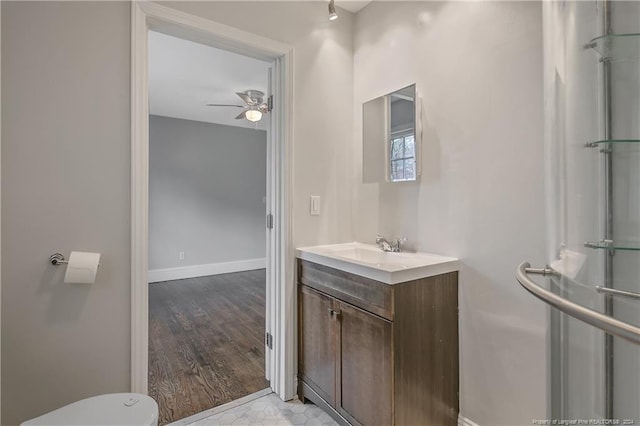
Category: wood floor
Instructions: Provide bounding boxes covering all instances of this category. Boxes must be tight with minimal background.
[148,269,269,425]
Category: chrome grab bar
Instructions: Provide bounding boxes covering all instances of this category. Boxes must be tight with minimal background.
[516,262,640,345]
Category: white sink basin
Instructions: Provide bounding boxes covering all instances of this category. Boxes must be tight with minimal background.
[296,242,459,285]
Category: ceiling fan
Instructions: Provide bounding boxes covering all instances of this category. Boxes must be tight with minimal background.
[206,89,269,122]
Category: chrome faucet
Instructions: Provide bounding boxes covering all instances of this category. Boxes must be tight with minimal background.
[375,235,407,252]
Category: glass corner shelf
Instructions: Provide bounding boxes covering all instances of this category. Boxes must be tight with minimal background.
[584,33,640,62]
[585,139,640,148]
[584,240,640,251]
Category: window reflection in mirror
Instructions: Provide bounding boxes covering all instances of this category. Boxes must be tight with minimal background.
[362,84,418,183]
[390,134,416,182]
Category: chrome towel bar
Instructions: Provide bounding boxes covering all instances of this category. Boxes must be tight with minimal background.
[516,262,640,345]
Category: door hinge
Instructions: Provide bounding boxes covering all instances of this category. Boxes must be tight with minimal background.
[268,95,274,112]
[265,332,273,350]
[266,213,274,230]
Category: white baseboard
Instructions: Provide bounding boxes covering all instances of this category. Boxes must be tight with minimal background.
[148,258,266,283]
[459,414,480,426]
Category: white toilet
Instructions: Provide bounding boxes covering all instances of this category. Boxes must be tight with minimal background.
[21,393,158,426]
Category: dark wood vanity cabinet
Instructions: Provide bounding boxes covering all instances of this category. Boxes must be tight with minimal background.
[299,285,393,425]
[297,259,459,426]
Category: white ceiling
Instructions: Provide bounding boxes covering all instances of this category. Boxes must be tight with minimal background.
[337,1,372,13]
[148,31,270,130]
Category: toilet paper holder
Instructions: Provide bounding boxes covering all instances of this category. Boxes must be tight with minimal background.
[49,253,69,265]
[49,251,101,284]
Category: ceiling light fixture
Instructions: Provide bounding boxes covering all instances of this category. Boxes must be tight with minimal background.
[328,0,338,21]
[245,109,263,122]
[207,90,268,123]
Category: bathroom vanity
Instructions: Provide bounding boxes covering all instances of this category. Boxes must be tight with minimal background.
[296,243,459,426]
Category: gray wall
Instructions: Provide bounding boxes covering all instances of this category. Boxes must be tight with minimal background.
[149,115,266,271]
[353,2,547,424]
[1,2,354,424]
[1,2,131,424]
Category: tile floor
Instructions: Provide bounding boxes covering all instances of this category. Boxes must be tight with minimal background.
[188,393,338,426]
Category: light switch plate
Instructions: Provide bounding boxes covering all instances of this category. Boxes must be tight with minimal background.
[310,196,321,216]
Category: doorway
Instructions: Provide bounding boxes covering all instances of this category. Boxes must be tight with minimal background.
[131,1,296,423]
[147,31,271,424]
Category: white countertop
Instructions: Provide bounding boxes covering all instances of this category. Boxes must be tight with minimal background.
[296,242,459,285]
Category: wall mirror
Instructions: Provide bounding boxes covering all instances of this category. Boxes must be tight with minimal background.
[363,84,420,183]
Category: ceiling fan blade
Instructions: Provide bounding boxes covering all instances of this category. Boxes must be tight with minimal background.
[206,104,245,108]
[258,103,269,113]
[236,92,256,105]
[235,110,247,120]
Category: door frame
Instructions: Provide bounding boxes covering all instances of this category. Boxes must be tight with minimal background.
[130,1,296,400]
[0,2,3,422]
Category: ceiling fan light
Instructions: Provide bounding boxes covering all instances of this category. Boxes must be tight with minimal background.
[245,109,263,122]
[328,0,338,20]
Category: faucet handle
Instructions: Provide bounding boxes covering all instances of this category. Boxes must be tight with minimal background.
[391,237,407,252]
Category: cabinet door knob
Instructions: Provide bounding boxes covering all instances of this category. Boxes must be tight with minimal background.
[328,308,341,319]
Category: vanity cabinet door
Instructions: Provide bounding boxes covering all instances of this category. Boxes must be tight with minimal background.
[337,301,393,426]
[299,285,337,405]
